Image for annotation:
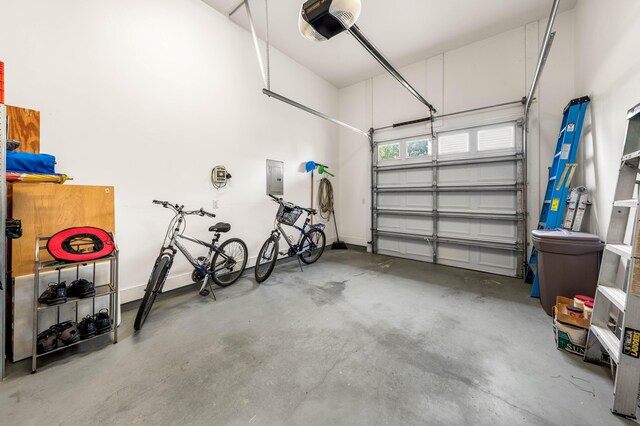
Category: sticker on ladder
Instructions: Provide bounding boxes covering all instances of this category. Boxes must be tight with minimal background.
[560,144,572,160]
[622,327,640,359]
[551,198,560,211]
[567,123,575,132]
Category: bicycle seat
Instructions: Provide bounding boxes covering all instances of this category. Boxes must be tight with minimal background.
[209,222,231,233]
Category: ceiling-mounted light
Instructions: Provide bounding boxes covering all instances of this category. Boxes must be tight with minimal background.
[298,0,362,41]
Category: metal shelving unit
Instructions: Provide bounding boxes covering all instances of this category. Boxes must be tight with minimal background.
[31,235,118,373]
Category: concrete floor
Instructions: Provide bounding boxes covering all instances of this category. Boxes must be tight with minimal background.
[1,250,636,425]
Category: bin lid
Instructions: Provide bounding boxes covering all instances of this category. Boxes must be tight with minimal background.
[531,229,601,242]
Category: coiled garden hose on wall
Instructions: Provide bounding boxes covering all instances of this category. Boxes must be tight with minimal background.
[318,177,334,220]
[318,177,348,249]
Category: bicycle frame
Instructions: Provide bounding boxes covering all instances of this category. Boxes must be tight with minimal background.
[271,211,324,256]
[163,211,235,287]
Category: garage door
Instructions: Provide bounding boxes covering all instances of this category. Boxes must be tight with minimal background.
[372,119,525,277]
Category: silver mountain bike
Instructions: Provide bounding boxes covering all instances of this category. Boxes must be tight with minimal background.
[134,200,248,331]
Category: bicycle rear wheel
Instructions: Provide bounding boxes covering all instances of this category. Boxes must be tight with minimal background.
[255,235,279,283]
[211,238,248,287]
[134,252,173,331]
[299,228,326,264]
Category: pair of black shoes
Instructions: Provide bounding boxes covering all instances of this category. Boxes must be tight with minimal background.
[37,321,81,354]
[36,310,112,354]
[38,279,96,305]
[78,309,112,340]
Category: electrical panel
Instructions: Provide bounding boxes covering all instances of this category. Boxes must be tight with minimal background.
[266,159,284,195]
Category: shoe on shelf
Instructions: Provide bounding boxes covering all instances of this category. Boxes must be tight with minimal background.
[94,309,111,335]
[57,321,81,345]
[36,328,58,354]
[38,282,67,305]
[79,316,97,340]
[67,279,96,299]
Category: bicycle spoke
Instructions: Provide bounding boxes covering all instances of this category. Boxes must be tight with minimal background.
[212,239,248,287]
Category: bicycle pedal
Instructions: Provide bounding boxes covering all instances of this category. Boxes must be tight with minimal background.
[199,289,210,297]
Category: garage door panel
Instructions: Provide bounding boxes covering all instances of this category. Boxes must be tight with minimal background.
[438,163,516,184]
[376,194,403,209]
[377,237,434,262]
[478,220,517,241]
[377,236,401,252]
[438,218,471,237]
[405,194,433,209]
[378,168,432,186]
[437,245,516,276]
[437,193,471,210]
[377,193,434,209]
[377,215,404,232]
[406,168,433,185]
[438,218,516,243]
[476,192,516,211]
[377,215,433,234]
[406,216,433,233]
[438,243,471,263]
[438,163,516,185]
[478,247,517,271]
[438,192,516,212]
[377,172,402,187]
[405,239,433,258]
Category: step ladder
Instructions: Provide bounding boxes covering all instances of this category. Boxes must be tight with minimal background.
[526,96,591,296]
[584,102,640,418]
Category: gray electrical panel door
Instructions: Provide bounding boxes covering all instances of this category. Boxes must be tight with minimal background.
[266,159,284,195]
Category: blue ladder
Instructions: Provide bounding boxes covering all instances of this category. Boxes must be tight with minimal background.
[526,96,590,297]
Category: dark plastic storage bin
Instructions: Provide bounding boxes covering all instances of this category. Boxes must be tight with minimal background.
[532,229,604,315]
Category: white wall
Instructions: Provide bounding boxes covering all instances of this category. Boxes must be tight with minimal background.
[337,11,577,256]
[574,0,640,238]
[0,0,339,303]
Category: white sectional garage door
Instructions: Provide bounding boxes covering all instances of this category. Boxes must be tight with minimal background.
[372,120,525,277]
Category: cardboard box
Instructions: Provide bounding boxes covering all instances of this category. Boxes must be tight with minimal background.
[552,296,610,365]
[553,320,588,356]
[554,296,590,329]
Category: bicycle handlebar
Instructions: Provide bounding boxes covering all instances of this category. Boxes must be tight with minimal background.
[152,201,216,218]
[267,195,316,215]
[184,208,216,218]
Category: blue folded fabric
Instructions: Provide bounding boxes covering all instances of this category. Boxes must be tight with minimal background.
[7,151,56,174]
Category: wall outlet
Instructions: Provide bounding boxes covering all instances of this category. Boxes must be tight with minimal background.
[212,199,219,209]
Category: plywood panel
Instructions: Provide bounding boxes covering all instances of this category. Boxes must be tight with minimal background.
[11,184,115,276]
[6,105,40,153]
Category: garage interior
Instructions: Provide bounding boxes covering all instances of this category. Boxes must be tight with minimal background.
[0,0,639,424]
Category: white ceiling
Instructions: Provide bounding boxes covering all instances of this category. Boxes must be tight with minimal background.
[202,0,577,88]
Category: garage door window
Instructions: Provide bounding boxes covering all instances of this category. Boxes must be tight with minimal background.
[406,138,430,158]
[438,133,469,155]
[378,143,400,161]
[478,125,515,151]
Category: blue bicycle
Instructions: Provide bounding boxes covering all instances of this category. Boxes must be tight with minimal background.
[254,194,326,283]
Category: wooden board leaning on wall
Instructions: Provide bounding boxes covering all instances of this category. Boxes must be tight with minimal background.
[5,106,41,285]
[6,105,40,215]
[6,106,40,153]
[11,184,115,277]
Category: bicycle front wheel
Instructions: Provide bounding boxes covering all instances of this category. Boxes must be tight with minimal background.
[255,235,279,283]
[211,238,248,287]
[299,228,326,264]
[134,252,174,331]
